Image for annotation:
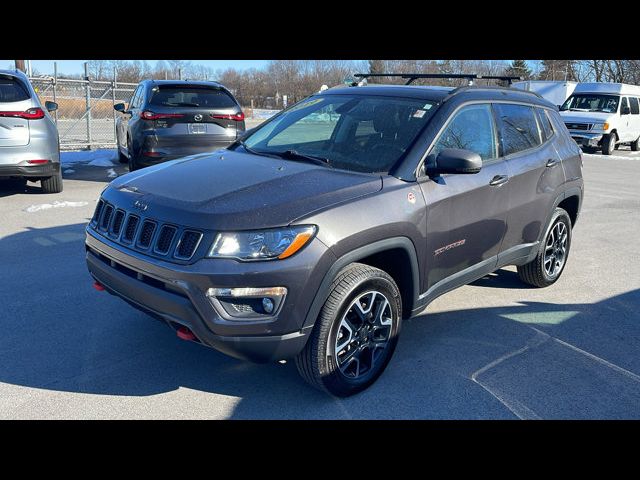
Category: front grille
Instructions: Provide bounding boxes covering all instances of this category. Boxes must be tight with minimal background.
[92,200,104,224]
[111,210,125,237]
[137,220,156,249]
[122,215,139,243]
[100,204,114,231]
[565,122,590,131]
[175,230,203,259]
[154,225,177,254]
[91,199,204,262]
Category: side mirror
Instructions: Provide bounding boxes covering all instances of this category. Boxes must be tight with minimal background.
[114,103,127,113]
[44,101,58,112]
[425,148,482,176]
[622,106,631,115]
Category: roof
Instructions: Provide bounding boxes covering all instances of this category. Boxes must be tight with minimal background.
[143,79,226,89]
[0,69,27,78]
[322,85,455,102]
[573,82,640,96]
[321,84,556,108]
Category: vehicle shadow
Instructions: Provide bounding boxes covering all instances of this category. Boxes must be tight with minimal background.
[1,222,639,419]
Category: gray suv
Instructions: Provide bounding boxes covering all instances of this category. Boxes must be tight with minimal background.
[86,83,583,396]
[0,69,62,193]
[114,80,245,171]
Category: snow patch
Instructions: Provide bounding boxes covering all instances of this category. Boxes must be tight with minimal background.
[88,157,115,167]
[61,149,117,166]
[24,200,89,213]
[63,169,75,174]
[107,168,117,178]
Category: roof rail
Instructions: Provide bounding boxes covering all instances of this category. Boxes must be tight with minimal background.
[442,84,544,103]
[353,73,523,86]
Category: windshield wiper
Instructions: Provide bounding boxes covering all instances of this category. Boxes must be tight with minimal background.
[231,140,283,159]
[272,150,331,166]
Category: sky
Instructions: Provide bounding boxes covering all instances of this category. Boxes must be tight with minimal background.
[1,60,270,75]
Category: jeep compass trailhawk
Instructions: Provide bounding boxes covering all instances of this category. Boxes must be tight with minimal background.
[86,82,583,396]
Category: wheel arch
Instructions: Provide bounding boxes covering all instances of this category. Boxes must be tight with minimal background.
[302,237,420,329]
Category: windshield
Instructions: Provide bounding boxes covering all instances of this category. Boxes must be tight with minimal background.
[239,94,437,173]
[561,94,619,113]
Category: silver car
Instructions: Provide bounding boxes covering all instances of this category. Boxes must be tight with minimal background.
[0,69,62,193]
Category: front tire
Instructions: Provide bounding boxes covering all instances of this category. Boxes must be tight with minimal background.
[41,170,63,194]
[517,208,572,287]
[602,133,617,155]
[295,263,402,397]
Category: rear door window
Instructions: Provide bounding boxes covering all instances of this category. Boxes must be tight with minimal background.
[149,86,237,108]
[629,97,639,115]
[494,103,542,156]
[431,103,497,162]
[0,76,30,102]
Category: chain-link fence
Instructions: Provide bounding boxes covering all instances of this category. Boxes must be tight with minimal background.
[28,76,137,150]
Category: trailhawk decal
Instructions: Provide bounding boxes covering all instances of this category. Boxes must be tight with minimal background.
[434,239,466,256]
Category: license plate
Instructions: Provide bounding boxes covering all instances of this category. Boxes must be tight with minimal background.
[188,123,206,134]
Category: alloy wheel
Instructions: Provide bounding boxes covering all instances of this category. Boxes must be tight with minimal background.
[334,291,394,379]
[543,221,568,278]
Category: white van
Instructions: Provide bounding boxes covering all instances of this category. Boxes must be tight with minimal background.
[512,80,577,108]
[560,82,640,155]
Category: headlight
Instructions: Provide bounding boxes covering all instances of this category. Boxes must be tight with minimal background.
[591,122,609,131]
[207,225,317,260]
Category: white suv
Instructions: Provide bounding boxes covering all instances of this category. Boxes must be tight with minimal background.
[560,82,640,155]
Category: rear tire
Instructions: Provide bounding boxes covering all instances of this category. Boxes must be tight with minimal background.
[41,170,63,194]
[517,208,572,288]
[631,136,640,151]
[295,263,402,397]
[118,148,128,164]
[602,133,616,155]
[127,138,139,171]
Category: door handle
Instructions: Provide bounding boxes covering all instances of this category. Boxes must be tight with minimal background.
[546,158,560,168]
[489,175,509,187]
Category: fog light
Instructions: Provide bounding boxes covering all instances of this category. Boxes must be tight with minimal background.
[206,286,287,320]
[262,297,275,314]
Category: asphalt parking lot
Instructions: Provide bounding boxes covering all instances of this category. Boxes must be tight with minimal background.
[0,148,639,419]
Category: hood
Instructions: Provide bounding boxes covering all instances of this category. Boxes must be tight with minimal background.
[104,150,382,230]
[560,111,616,124]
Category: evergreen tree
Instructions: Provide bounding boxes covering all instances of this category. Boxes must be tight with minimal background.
[505,59,532,80]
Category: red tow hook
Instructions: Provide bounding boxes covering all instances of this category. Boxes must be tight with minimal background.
[93,281,105,291]
[177,326,196,341]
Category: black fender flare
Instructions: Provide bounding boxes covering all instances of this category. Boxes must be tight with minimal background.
[302,237,420,330]
[536,186,583,250]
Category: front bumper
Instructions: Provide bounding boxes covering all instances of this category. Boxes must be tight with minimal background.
[0,161,60,178]
[569,131,604,148]
[85,227,334,362]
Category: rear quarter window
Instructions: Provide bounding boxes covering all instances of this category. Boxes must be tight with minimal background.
[0,76,30,102]
[494,103,542,156]
[630,97,639,115]
[536,108,554,141]
[149,86,238,109]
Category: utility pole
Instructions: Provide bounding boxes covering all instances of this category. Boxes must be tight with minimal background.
[14,60,25,72]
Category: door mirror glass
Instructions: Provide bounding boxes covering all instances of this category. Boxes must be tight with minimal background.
[44,101,58,112]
